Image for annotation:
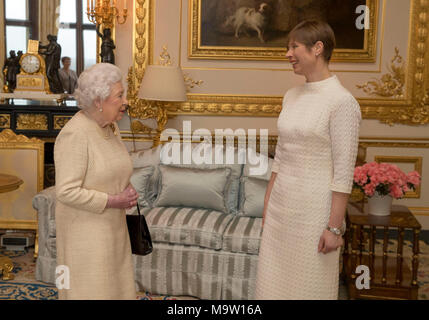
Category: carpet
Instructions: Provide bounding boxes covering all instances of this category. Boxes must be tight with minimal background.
[1,239,429,300]
[0,247,189,300]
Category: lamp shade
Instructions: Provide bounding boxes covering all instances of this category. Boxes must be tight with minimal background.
[138,65,187,102]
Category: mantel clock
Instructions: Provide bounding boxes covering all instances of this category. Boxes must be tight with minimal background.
[15,40,51,93]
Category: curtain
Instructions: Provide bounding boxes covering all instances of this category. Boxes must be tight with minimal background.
[0,1,5,91]
[39,0,61,45]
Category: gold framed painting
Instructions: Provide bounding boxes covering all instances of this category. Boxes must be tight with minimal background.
[188,0,378,62]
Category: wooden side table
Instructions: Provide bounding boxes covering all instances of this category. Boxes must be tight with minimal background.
[0,174,23,193]
[342,203,421,300]
[0,173,23,280]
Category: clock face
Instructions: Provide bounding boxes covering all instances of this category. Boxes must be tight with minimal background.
[21,54,41,74]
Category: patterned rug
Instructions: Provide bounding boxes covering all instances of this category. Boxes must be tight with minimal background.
[0,248,188,300]
[1,240,429,300]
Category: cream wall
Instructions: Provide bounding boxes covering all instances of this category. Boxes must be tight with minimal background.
[0,1,5,91]
[115,0,429,228]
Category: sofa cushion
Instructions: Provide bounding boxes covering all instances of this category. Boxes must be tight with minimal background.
[159,142,244,214]
[130,166,155,207]
[238,177,267,218]
[144,206,234,250]
[242,151,273,181]
[222,216,262,255]
[130,145,162,195]
[154,165,232,214]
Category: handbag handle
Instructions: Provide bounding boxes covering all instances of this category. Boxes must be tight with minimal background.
[136,202,142,217]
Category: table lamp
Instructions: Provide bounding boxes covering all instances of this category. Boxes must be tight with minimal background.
[138,65,187,103]
[137,64,187,142]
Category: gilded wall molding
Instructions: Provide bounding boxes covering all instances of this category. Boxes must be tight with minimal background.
[165,94,283,116]
[127,0,166,133]
[356,0,429,125]
[127,0,148,107]
[129,0,429,126]
[357,47,405,98]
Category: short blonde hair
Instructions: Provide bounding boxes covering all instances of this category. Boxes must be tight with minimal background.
[287,20,336,62]
[73,63,122,110]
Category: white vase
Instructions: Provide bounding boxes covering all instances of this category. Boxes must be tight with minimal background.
[367,193,393,216]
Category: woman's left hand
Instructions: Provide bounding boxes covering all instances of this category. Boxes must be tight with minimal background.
[318,229,344,254]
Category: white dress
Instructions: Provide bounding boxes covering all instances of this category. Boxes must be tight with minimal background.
[254,76,361,299]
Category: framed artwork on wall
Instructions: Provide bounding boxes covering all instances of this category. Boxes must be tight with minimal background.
[188,0,378,62]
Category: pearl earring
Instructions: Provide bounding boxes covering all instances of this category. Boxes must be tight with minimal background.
[99,108,103,112]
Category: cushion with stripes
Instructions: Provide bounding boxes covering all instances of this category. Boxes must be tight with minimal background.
[142,206,235,250]
[222,216,263,255]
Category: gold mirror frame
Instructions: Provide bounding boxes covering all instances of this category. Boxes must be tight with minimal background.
[128,0,429,127]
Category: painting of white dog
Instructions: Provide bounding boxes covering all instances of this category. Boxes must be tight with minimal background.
[199,0,368,49]
[223,3,269,43]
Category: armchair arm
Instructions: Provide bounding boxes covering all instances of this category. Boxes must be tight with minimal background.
[32,186,56,259]
[33,186,56,223]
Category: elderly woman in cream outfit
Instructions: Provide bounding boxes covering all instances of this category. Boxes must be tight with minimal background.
[54,63,139,300]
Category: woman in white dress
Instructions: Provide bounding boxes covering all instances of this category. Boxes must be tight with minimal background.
[255,20,361,300]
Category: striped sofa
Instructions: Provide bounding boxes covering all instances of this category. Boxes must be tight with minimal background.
[33,150,265,300]
[133,206,262,300]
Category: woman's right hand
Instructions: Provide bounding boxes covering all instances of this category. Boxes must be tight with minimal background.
[106,184,139,209]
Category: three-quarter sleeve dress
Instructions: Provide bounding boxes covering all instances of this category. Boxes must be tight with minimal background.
[255,75,361,299]
[54,111,136,300]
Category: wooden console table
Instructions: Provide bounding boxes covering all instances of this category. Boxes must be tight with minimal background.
[342,203,421,300]
[0,99,79,138]
[0,173,24,280]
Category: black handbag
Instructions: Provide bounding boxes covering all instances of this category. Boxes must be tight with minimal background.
[126,203,153,256]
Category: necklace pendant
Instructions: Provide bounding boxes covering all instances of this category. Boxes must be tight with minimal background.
[110,123,118,136]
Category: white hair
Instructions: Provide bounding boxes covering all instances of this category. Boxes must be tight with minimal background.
[73,63,123,110]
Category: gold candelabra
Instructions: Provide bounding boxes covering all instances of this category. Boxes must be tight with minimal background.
[86,0,128,28]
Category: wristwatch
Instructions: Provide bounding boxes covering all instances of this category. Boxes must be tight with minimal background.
[326,225,345,236]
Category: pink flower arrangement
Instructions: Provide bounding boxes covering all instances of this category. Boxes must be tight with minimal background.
[353,162,421,199]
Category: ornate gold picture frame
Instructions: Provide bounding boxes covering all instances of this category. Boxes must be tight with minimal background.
[188,0,378,62]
